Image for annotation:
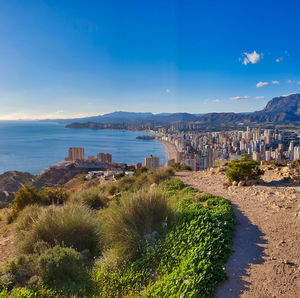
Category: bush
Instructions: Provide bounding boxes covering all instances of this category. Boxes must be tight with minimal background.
[17,204,102,256]
[0,254,36,287]
[290,158,300,169]
[161,178,185,193]
[10,185,68,220]
[170,162,192,171]
[37,246,90,291]
[100,189,171,262]
[70,187,108,209]
[225,154,264,182]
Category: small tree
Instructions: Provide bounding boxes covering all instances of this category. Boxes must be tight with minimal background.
[225,154,264,183]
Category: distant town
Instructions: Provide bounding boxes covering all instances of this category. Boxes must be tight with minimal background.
[156,125,299,171]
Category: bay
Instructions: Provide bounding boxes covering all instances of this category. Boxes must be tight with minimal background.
[0,121,168,175]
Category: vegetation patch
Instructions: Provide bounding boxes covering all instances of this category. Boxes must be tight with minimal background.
[93,179,235,297]
[0,170,235,297]
[226,154,264,183]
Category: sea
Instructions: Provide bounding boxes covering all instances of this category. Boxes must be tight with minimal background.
[0,121,168,175]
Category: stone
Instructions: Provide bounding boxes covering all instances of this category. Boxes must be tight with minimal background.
[281,167,289,173]
[238,180,245,187]
[232,181,238,186]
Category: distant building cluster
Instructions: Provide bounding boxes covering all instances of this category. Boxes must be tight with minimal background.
[158,126,300,170]
[65,147,112,165]
[65,147,161,170]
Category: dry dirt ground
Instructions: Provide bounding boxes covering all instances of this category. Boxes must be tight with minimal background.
[177,170,300,298]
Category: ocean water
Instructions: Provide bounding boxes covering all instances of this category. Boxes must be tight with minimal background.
[0,121,168,175]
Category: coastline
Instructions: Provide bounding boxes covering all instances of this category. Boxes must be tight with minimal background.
[156,139,178,161]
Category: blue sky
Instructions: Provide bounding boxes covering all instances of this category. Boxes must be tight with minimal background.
[0,0,300,119]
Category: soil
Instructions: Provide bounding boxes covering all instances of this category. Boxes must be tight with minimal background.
[177,169,300,298]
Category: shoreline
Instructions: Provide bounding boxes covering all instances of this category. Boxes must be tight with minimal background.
[156,139,178,161]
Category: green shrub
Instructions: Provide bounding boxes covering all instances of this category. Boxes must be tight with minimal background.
[134,166,148,176]
[37,246,91,292]
[0,254,36,287]
[17,204,102,256]
[161,178,185,192]
[10,185,68,220]
[100,189,171,262]
[225,154,264,182]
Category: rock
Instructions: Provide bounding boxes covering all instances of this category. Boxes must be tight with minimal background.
[232,181,238,187]
[238,181,245,187]
[281,167,289,173]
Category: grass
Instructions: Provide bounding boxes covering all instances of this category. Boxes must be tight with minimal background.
[69,186,108,209]
[16,203,102,256]
[100,188,171,262]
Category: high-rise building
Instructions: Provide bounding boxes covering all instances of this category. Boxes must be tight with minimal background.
[144,155,159,169]
[68,147,84,161]
[97,153,112,164]
[294,146,300,160]
[288,141,294,161]
[253,151,260,161]
[265,150,271,161]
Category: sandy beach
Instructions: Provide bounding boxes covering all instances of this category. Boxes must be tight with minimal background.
[156,140,178,161]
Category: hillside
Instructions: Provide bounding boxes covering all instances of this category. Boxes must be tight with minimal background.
[0,168,235,297]
[0,171,36,202]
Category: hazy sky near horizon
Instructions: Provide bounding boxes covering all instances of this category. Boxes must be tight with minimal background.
[1,0,300,119]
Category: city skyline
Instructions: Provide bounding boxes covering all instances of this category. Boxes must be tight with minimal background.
[1,0,300,120]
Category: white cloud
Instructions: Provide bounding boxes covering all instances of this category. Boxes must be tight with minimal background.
[256,96,265,99]
[256,81,269,88]
[272,80,280,84]
[165,89,171,93]
[298,81,300,84]
[229,96,249,100]
[241,51,261,65]
[275,57,283,63]
[215,99,220,102]
[288,80,295,84]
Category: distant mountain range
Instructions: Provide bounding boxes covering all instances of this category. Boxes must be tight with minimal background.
[61,111,202,124]
[65,93,300,127]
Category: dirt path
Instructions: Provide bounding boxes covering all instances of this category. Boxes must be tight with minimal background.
[177,170,300,298]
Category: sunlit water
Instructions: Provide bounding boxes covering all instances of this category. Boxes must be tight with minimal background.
[0,121,167,175]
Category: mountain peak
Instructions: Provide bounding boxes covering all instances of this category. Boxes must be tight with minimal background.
[263,93,300,114]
